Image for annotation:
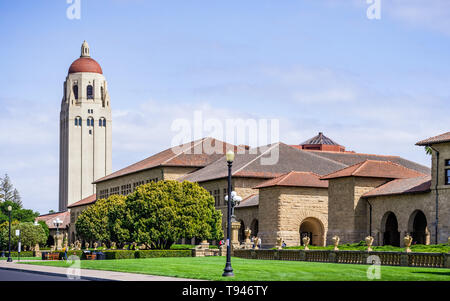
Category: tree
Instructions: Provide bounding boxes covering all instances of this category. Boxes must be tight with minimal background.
[425,146,433,156]
[0,174,14,203]
[0,174,22,206]
[75,194,129,246]
[0,222,47,251]
[0,201,39,225]
[125,180,223,249]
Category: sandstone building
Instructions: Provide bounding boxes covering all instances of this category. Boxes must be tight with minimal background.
[42,42,450,249]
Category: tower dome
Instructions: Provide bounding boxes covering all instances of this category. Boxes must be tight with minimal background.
[68,41,103,74]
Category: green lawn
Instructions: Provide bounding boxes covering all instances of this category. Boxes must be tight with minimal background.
[21,256,450,281]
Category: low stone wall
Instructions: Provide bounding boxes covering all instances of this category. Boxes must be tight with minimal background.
[233,249,450,269]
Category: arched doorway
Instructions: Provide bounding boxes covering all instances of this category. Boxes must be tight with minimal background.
[239,221,245,242]
[250,219,258,237]
[299,217,324,246]
[409,210,428,245]
[382,212,400,246]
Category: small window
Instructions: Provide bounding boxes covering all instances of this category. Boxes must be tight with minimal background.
[74,117,81,126]
[89,129,92,135]
[87,85,93,99]
[445,159,450,167]
[73,85,78,100]
[103,119,106,127]
[446,169,450,185]
[87,117,93,127]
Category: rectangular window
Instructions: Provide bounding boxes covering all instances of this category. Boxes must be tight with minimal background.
[446,169,450,185]
[445,159,450,166]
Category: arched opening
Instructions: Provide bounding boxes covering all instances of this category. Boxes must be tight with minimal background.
[73,85,78,100]
[299,217,324,246]
[382,212,400,246]
[250,219,258,237]
[409,210,428,245]
[239,221,245,242]
[87,85,94,99]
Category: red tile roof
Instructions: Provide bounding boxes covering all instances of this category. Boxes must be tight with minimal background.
[416,132,450,146]
[236,194,259,208]
[320,160,425,180]
[69,57,103,74]
[67,194,96,208]
[94,137,241,184]
[36,211,70,229]
[255,171,328,189]
[363,176,431,198]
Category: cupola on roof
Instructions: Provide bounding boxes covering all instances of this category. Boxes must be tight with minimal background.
[68,41,103,74]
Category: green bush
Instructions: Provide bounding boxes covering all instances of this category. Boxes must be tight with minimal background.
[170,244,218,250]
[3,251,33,257]
[135,250,192,258]
[103,250,135,259]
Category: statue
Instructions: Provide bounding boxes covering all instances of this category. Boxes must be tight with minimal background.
[404,234,413,253]
[276,236,283,250]
[70,243,74,250]
[302,236,310,250]
[102,243,107,249]
[254,237,260,250]
[332,235,340,251]
[244,228,251,243]
[111,242,117,250]
[85,242,90,249]
[93,242,98,250]
[365,236,374,252]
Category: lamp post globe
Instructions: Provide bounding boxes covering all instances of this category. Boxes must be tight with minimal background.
[7,206,12,262]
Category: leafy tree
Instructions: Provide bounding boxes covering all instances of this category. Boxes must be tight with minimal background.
[0,201,39,225]
[125,180,223,249]
[38,220,49,238]
[0,222,47,251]
[12,189,22,207]
[75,194,129,246]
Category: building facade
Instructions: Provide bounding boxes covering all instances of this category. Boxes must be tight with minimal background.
[59,41,112,211]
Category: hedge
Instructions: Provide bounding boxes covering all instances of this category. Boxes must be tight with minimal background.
[104,250,193,259]
[1,251,34,257]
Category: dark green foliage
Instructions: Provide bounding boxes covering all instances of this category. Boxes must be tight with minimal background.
[125,180,223,249]
[103,250,136,260]
[0,201,39,225]
[135,250,192,258]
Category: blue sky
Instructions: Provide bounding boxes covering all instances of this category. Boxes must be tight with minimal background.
[0,0,449,214]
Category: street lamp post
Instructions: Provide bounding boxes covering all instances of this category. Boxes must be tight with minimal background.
[7,206,12,262]
[223,150,235,277]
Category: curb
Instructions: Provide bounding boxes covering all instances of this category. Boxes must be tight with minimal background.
[0,266,114,281]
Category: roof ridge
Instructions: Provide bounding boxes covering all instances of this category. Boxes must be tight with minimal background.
[277,171,293,185]
[233,142,280,175]
[161,137,207,165]
[352,160,368,175]
[295,147,348,168]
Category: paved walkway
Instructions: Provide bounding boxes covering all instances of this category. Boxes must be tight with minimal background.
[0,260,201,281]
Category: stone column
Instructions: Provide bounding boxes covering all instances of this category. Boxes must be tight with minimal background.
[55,233,63,251]
[231,221,241,249]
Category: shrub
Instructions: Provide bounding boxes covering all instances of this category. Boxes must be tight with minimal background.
[135,250,192,258]
[103,250,135,260]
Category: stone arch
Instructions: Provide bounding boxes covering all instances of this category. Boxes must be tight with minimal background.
[239,220,245,242]
[299,217,325,246]
[250,219,259,237]
[381,211,400,246]
[407,210,429,245]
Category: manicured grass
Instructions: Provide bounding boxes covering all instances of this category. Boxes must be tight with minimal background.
[22,256,450,281]
[283,243,450,253]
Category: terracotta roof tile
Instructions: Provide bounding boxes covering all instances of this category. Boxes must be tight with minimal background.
[308,150,430,175]
[321,160,426,180]
[255,171,328,189]
[363,176,431,198]
[36,211,70,229]
[236,194,259,208]
[67,194,96,208]
[94,137,241,183]
[416,132,450,146]
[180,142,347,183]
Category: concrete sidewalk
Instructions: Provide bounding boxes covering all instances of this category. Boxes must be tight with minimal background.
[0,260,201,281]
